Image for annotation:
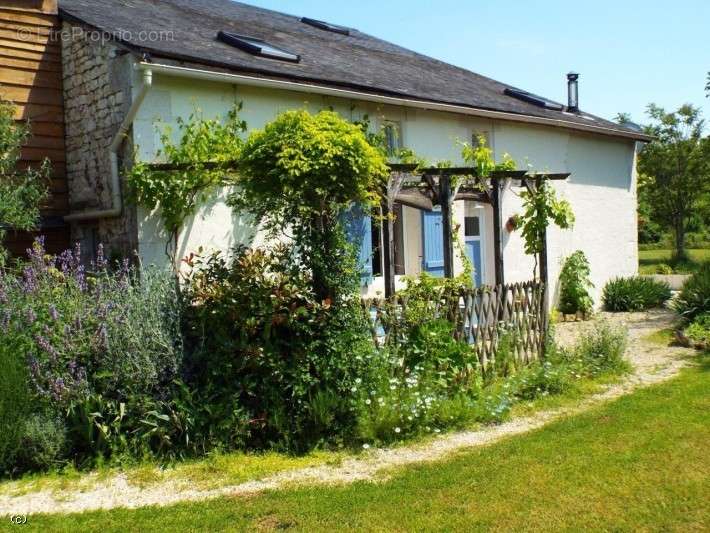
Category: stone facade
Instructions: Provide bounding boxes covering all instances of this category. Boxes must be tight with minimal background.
[61,22,137,260]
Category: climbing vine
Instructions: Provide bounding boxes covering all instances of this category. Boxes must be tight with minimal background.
[126,104,246,258]
[518,180,574,257]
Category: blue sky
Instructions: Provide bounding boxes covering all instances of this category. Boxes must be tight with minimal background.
[244,0,709,125]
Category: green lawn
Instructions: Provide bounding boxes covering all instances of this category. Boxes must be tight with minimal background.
[639,248,710,274]
[18,358,709,532]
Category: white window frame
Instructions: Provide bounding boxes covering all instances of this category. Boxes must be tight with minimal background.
[464,202,486,285]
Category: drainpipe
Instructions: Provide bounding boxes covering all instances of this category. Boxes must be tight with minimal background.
[64,66,153,222]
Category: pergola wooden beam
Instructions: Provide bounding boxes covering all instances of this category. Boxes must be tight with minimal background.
[383,166,570,294]
[142,160,569,297]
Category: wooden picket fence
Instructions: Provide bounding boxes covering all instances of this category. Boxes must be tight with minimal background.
[361,280,547,370]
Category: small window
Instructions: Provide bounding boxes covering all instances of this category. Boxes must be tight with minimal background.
[465,216,480,237]
[383,121,402,156]
[504,87,563,111]
[217,31,300,62]
[472,131,491,147]
[301,17,350,35]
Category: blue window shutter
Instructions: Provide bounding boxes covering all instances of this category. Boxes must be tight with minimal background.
[343,204,373,282]
[422,210,445,277]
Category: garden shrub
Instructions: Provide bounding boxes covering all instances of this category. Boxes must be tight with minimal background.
[558,250,594,315]
[682,313,710,346]
[355,274,483,444]
[672,263,710,322]
[602,276,671,311]
[0,239,184,470]
[572,321,629,377]
[181,245,379,452]
[654,263,674,275]
[14,414,67,473]
[0,339,34,475]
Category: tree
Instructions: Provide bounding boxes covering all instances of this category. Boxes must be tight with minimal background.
[637,104,710,260]
[0,99,49,267]
[230,109,388,302]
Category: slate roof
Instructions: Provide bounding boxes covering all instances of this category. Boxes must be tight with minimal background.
[58,0,647,140]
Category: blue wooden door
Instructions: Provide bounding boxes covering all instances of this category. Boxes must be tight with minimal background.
[422,210,444,277]
[343,205,373,283]
[466,240,483,287]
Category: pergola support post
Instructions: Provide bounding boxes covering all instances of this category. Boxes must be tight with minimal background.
[382,173,405,298]
[381,199,396,298]
[440,175,455,278]
[491,177,504,286]
[535,177,550,318]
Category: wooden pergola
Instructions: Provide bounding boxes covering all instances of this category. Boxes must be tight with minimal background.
[379,164,570,298]
[145,159,570,300]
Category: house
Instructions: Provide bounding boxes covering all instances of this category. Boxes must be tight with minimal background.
[4,0,651,306]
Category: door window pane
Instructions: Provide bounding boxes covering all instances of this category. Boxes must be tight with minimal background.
[464,216,480,237]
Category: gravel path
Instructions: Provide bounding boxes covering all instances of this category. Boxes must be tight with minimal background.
[0,309,694,516]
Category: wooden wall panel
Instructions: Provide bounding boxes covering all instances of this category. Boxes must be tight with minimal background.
[1,0,68,255]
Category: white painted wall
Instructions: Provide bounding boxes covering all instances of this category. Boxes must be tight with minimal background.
[132,74,637,305]
[493,122,638,307]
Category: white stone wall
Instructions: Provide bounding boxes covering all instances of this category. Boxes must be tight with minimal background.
[494,123,638,308]
[131,73,637,305]
[62,22,137,259]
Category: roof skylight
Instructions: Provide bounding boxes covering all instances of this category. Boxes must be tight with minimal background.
[504,88,563,111]
[300,17,350,35]
[217,31,300,62]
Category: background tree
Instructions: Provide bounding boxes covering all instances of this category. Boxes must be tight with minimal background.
[0,99,49,267]
[637,104,710,260]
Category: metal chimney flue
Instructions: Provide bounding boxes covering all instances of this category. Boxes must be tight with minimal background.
[567,72,579,112]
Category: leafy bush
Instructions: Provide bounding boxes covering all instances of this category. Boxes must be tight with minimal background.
[14,414,67,472]
[0,239,184,471]
[573,322,629,377]
[230,109,388,302]
[558,250,594,315]
[354,274,482,444]
[672,263,710,322]
[602,276,671,311]
[683,313,710,346]
[0,339,34,475]
[0,98,49,266]
[181,245,378,452]
[654,263,674,275]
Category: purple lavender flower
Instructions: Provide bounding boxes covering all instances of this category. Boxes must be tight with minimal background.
[27,308,37,324]
[48,304,59,321]
[22,265,38,293]
[27,237,47,272]
[75,265,87,292]
[96,243,107,270]
[35,333,60,361]
[51,377,66,402]
[58,249,73,276]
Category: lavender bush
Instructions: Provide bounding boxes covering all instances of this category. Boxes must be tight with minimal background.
[0,239,183,473]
